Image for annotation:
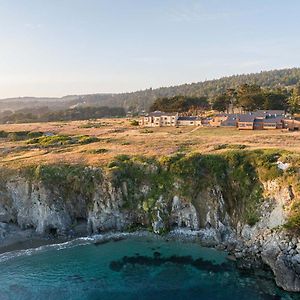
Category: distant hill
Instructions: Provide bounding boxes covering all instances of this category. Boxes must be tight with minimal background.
[0,96,79,112]
[1,68,300,113]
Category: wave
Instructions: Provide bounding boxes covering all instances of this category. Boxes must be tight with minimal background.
[0,231,152,263]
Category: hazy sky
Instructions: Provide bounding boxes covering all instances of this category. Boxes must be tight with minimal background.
[0,0,300,98]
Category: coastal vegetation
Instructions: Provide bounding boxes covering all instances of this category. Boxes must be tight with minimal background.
[106,149,298,228]
[6,148,296,231]
[26,135,100,148]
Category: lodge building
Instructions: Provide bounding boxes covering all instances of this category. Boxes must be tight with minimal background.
[139,110,297,130]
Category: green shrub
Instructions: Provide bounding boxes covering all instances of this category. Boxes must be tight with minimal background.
[88,148,108,154]
[77,135,100,144]
[285,200,300,231]
[27,131,43,138]
[27,135,73,146]
[7,131,30,141]
[27,135,99,147]
[130,120,139,126]
[24,164,102,201]
[0,131,8,138]
[78,122,102,128]
[250,149,283,181]
[214,144,247,150]
[140,129,153,134]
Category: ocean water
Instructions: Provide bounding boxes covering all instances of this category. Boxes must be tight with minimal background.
[0,233,299,300]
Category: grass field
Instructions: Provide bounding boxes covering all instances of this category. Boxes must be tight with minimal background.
[0,118,299,168]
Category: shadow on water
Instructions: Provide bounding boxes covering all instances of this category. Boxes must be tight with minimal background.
[108,251,300,300]
[94,236,126,246]
[109,251,233,273]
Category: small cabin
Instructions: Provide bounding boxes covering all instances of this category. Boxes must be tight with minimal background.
[283,119,300,131]
[263,118,283,129]
[237,115,255,130]
[177,116,202,126]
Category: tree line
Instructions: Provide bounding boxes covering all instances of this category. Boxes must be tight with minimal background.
[75,68,300,112]
[150,96,209,114]
[149,84,300,114]
[0,106,126,124]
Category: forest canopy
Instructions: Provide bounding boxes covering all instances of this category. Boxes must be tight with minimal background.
[0,106,126,124]
[150,83,298,114]
[150,96,209,113]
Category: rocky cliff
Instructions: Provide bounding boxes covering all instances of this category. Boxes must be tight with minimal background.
[0,150,300,291]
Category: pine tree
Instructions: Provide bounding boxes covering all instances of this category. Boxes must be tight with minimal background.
[288,85,300,114]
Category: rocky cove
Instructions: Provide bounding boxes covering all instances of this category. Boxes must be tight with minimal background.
[1,149,300,293]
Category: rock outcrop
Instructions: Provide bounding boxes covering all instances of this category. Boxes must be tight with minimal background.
[235,180,300,292]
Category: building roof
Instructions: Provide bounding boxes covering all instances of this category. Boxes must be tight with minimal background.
[252,110,285,118]
[147,111,177,117]
[263,117,284,123]
[178,116,199,121]
[238,114,255,122]
[220,114,240,126]
[215,113,228,117]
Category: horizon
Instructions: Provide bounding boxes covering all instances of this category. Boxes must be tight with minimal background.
[0,67,298,100]
[1,0,300,98]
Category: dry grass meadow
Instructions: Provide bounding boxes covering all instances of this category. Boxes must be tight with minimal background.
[0,118,299,168]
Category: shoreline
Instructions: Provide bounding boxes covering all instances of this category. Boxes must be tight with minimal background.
[0,228,224,256]
[0,236,71,255]
[0,221,90,255]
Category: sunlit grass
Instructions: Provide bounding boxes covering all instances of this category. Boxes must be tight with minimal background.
[0,118,299,168]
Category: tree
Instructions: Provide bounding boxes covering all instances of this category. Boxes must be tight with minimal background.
[236,84,264,111]
[288,85,300,114]
[226,88,238,111]
[150,96,209,113]
[212,94,230,112]
[264,90,289,110]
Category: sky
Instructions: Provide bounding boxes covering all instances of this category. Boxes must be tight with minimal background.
[0,0,300,98]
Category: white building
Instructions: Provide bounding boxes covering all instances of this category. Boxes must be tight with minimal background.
[139,111,202,127]
[139,111,178,127]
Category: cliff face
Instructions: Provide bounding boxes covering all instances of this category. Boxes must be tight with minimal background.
[0,150,299,291]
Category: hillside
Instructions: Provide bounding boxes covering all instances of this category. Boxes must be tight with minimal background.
[78,68,300,111]
[1,68,300,113]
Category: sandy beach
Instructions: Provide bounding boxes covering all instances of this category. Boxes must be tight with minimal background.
[0,222,88,255]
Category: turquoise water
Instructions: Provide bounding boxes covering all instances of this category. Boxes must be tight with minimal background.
[0,233,298,300]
